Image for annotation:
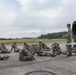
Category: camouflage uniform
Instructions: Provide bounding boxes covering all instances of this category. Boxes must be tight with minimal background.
[51,42,61,56]
[66,28,73,55]
[38,41,50,51]
[23,43,35,55]
[39,41,50,50]
[0,55,10,60]
[37,41,51,56]
[31,44,39,53]
[1,43,10,53]
[11,42,20,52]
[37,51,52,56]
[19,49,35,61]
[23,43,30,49]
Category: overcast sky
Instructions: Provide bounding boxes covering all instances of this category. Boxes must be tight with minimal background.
[0,0,76,38]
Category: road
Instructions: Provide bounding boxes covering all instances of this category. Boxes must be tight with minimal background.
[0,43,76,75]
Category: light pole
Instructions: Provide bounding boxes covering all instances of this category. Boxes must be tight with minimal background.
[11,34,13,39]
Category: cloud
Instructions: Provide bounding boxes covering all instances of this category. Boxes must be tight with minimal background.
[26,0,61,11]
[0,0,76,38]
[0,0,22,27]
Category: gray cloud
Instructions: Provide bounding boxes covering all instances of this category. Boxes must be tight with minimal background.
[26,0,61,11]
[0,0,76,38]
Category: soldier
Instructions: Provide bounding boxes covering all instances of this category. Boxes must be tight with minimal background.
[51,42,61,56]
[37,50,53,56]
[37,41,53,56]
[38,41,50,51]
[31,44,39,53]
[23,42,35,55]
[1,43,11,53]
[23,42,30,49]
[0,55,10,60]
[66,24,73,56]
[11,42,20,52]
[19,44,35,61]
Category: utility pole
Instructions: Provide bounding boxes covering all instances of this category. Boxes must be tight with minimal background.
[11,34,13,39]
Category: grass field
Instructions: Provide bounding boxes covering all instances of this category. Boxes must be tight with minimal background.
[0,38,66,44]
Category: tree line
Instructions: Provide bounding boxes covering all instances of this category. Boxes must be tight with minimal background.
[38,31,68,39]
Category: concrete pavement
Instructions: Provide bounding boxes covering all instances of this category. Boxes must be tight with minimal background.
[0,43,76,75]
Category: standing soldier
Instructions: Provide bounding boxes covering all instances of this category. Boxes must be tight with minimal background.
[66,24,73,56]
[11,42,20,52]
[1,43,11,53]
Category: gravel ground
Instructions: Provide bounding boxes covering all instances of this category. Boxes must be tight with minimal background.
[0,43,76,75]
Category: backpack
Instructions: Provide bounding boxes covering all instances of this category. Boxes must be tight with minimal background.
[72,21,76,35]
